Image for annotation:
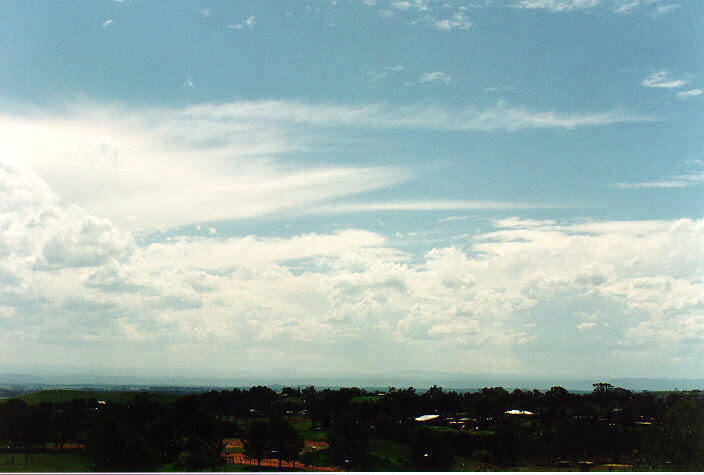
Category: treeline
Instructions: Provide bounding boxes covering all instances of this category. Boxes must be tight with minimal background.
[0,383,702,471]
[0,393,229,471]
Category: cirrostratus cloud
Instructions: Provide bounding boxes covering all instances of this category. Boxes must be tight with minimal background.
[0,100,648,232]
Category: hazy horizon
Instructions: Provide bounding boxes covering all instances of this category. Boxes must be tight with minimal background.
[1,1,702,381]
[1,363,703,393]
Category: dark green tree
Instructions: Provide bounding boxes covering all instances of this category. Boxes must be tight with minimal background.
[268,416,304,469]
[243,420,270,469]
[176,436,224,471]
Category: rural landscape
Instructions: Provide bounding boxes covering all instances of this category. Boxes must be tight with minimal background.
[1,382,703,471]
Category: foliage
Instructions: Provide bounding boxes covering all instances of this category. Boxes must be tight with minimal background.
[1,384,702,472]
[176,437,223,471]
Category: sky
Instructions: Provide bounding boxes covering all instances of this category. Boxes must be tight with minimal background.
[0,0,702,381]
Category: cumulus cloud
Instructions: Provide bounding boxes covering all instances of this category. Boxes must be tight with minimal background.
[2,165,702,375]
[431,12,473,30]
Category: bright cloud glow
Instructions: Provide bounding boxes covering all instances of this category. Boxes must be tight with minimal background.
[0,100,648,231]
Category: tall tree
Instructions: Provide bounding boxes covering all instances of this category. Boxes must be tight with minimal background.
[242,420,270,469]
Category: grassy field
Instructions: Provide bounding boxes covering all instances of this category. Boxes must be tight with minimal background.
[350,395,382,404]
[367,438,409,470]
[298,447,332,467]
[0,452,91,472]
[290,420,328,441]
[9,389,181,405]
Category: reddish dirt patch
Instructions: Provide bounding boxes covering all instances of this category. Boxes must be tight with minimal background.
[45,442,84,450]
[223,438,243,449]
[222,453,338,471]
[222,438,337,471]
[304,440,329,449]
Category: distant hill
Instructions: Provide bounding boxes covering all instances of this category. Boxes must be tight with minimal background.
[8,389,182,405]
[0,365,702,392]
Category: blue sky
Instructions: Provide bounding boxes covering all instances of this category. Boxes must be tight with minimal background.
[0,0,702,380]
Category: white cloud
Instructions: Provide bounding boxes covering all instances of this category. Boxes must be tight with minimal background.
[484,85,517,93]
[611,163,704,189]
[642,70,689,88]
[512,0,600,12]
[101,19,114,27]
[200,8,211,18]
[365,65,403,84]
[182,99,650,131]
[228,15,255,29]
[0,105,405,231]
[419,71,452,83]
[1,165,703,375]
[654,3,680,14]
[438,215,474,223]
[675,89,703,100]
[511,0,682,14]
[431,12,473,31]
[391,0,428,11]
[613,0,642,13]
[314,200,556,213]
[0,99,650,233]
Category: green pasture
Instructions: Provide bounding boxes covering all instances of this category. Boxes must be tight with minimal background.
[290,420,327,441]
[298,447,332,467]
[350,395,382,404]
[367,438,409,470]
